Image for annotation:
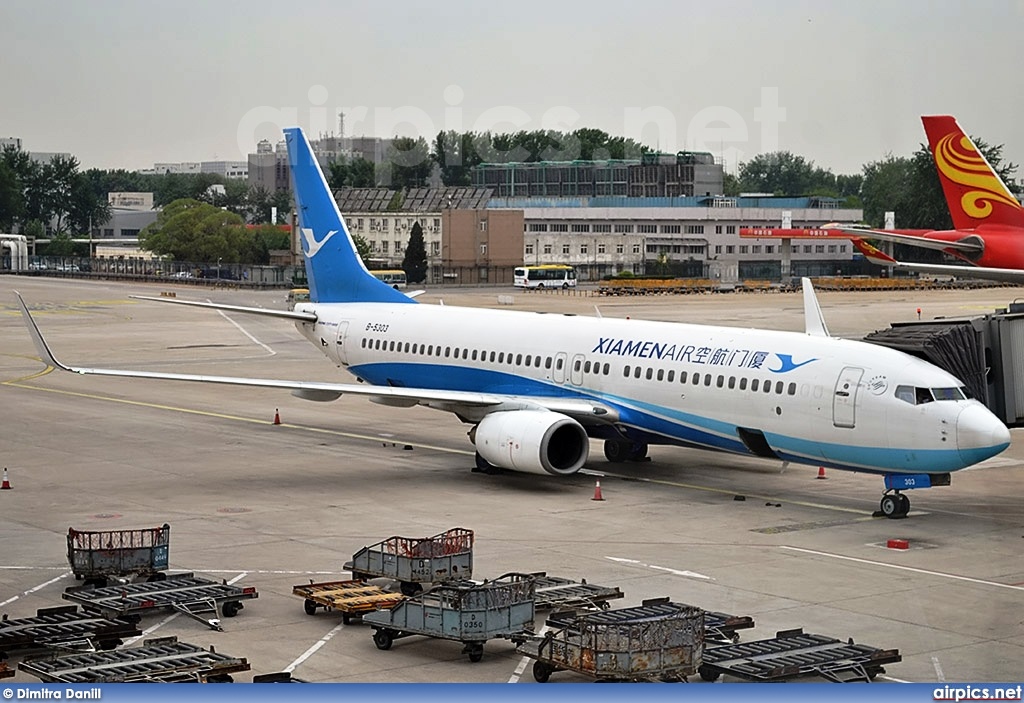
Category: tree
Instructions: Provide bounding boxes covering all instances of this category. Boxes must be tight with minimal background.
[860,154,914,227]
[387,137,431,189]
[43,155,80,233]
[402,221,428,283]
[351,232,372,262]
[721,172,741,197]
[328,156,377,189]
[140,198,245,262]
[68,172,112,235]
[0,160,22,229]
[237,224,290,264]
[738,151,818,195]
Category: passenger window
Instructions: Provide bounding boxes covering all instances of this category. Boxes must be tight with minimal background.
[728,376,735,389]
[680,371,687,383]
[704,375,712,387]
[656,369,664,381]
[667,370,675,382]
[472,350,478,361]
[716,375,724,388]
[764,381,771,393]
[646,368,653,380]
[751,378,759,391]
[545,357,552,369]
[518,354,524,366]
[445,346,451,357]
[787,382,796,395]
[603,363,609,374]
[463,349,469,360]
[775,381,784,394]
[499,352,505,363]
[404,342,410,353]
[693,373,700,385]
[556,357,563,370]
[584,361,592,373]
[739,377,747,390]
[634,366,641,379]
[535,357,542,368]
[490,351,496,362]
[624,365,631,377]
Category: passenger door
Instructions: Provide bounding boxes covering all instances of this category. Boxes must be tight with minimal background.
[569,354,585,386]
[553,352,567,384]
[833,366,864,428]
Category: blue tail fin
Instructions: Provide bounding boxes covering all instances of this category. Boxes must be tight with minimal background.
[283,127,414,305]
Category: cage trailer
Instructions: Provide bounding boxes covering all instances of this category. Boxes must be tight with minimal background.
[66,523,170,587]
[363,572,535,662]
[345,527,474,596]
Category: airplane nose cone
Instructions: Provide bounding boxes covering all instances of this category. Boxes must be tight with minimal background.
[957,404,1011,464]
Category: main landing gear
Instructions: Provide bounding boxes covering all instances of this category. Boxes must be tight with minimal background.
[879,491,911,519]
[603,439,649,463]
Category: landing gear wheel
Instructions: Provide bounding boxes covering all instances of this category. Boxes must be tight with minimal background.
[303,599,317,616]
[603,439,629,463]
[533,660,554,683]
[400,581,422,597]
[880,493,909,519]
[897,493,911,516]
[628,442,648,461]
[466,643,484,663]
[473,452,500,474]
[373,629,394,650]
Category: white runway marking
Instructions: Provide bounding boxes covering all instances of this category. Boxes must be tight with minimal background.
[605,556,713,580]
[507,625,548,683]
[781,546,1024,591]
[0,572,71,607]
[932,656,946,682]
[286,620,347,673]
[215,308,276,355]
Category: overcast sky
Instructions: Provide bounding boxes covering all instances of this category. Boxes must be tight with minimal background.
[3,0,1022,176]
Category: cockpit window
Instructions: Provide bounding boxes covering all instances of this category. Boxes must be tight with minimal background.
[895,385,966,405]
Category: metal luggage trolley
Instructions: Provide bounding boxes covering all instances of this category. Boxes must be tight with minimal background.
[697,628,902,683]
[18,636,250,683]
[345,527,473,596]
[362,572,535,663]
[0,605,141,659]
[528,573,625,612]
[293,579,406,624]
[66,523,170,587]
[62,573,258,631]
[517,597,704,683]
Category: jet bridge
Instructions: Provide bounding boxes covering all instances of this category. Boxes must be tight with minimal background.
[864,301,1024,427]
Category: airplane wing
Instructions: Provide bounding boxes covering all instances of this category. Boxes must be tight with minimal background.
[15,293,617,426]
[129,295,318,322]
[881,262,1024,285]
[821,225,984,254]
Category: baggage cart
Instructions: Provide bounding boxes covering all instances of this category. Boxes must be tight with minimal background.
[62,572,257,631]
[345,528,473,596]
[66,523,170,587]
[529,572,624,611]
[0,605,141,658]
[702,609,756,644]
[363,572,535,662]
[0,663,13,680]
[18,636,250,683]
[293,579,405,624]
[697,628,901,683]
[517,597,704,683]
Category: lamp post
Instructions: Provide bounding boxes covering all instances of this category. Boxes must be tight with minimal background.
[217,257,222,279]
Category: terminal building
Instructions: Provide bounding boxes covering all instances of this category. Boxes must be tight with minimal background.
[329,187,863,285]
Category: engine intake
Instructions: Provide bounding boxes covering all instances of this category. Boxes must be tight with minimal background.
[474,411,589,476]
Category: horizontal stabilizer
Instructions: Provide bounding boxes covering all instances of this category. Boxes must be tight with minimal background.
[129,295,317,322]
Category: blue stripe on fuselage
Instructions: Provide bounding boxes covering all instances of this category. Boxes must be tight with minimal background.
[349,361,973,474]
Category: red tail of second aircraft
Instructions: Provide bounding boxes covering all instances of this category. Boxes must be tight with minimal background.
[921,115,1024,231]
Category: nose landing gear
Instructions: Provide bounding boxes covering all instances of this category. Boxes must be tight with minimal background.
[879,491,911,519]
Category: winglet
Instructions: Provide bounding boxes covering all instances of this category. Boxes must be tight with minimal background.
[801,278,830,337]
[14,292,76,372]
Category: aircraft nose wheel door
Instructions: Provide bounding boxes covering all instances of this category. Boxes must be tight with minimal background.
[832,366,864,428]
[334,321,350,366]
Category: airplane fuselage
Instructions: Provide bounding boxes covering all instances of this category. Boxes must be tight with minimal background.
[295,301,1004,476]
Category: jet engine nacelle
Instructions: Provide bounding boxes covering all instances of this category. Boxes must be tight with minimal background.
[474,410,589,476]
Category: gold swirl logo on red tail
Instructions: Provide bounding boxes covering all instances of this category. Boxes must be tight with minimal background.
[934,133,1021,219]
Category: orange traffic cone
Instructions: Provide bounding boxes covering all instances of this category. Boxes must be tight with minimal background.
[1,467,11,490]
[816,466,827,480]
[591,480,605,501]
[273,409,281,426]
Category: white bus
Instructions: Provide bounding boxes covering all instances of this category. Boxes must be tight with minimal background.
[370,269,407,289]
[513,265,578,289]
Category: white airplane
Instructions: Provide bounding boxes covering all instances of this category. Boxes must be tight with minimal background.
[16,127,1011,520]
